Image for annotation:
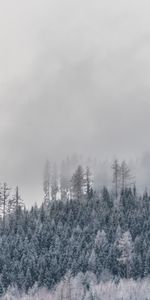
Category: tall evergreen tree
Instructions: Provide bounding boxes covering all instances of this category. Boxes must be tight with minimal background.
[112,160,120,199]
[43,160,51,204]
[117,231,134,278]
[85,167,93,200]
[51,164,59,201]
[120,161,132,191]
[71,166,84,200]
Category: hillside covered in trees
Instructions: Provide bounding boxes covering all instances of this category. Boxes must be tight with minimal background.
[0,158,150,297]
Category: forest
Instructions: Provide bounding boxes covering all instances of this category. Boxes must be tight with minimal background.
[0,158,149,299]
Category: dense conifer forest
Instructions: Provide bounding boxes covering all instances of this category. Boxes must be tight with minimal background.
[0,159,150,298]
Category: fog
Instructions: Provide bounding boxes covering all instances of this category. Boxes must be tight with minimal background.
[0,0,150,204]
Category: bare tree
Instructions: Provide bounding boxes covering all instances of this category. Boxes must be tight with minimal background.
[7,186,24,224]
[0,183,11,227]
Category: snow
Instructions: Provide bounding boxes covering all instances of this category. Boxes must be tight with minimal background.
[2,276,150,300]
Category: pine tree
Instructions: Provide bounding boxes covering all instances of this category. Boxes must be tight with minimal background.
[43,160,51,204]
[65,272,72,300]
[25,268,32,292]
[117,231,134,278]
[60,160,70,201]
[71,166,84,200]
[94,230,109,276]
[51,164,59,201]
[112,159,120,199]
[88,249,96,273]
[85,167,93,200]
[0,278,4,296]
[120,161,132,192]
[10,186,24,217]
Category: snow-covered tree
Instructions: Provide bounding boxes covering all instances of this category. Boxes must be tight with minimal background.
[117,231,134,278]
[51,164,59,201]
[120,161,133,191]
[43,160,51,204]
[71,166,84,200]
[112,159,120,199]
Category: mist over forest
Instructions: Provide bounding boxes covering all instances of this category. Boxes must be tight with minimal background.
[1,0,150,205]
[1,0,150,299]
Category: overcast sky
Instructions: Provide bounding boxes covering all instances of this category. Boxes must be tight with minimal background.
[0,0,150,205]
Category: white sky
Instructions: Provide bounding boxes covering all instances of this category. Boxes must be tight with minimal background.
[0,0,150,205]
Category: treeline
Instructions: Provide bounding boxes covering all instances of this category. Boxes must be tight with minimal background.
[43,158,94,203]
[43,162,94,203]
[43,158,134,203]
[0,178,150,295]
